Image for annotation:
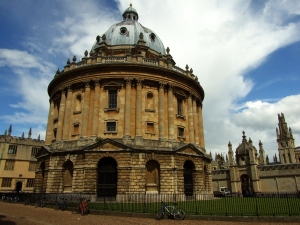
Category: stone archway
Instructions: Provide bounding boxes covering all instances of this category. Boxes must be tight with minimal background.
[240,174,251,197]
[145,160,160,193]
[16,181,22,193]
[184,160,195,196]
[97,157,118,197]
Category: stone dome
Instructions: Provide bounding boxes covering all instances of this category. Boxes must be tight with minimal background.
[91,4,166,55]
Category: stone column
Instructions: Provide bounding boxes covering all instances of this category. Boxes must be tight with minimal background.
[187,94,194,143]
[81,80,90,138]
[167,84,175,140]
[198,103,205,147]
[91,80,100,137]
[124,78,132,138]
[135,78,143,138]
[57,89,66,141]
[158,81,165,140]
[193,99,199,145]
[45,99,54,144]
[62,86,72,140]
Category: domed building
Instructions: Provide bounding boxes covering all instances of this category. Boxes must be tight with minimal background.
[35,4,212,199]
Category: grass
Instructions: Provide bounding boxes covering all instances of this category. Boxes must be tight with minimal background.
[88,197,300,216]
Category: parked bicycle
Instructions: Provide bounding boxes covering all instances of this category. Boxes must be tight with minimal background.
[54,197,67,211]
[24,197,30,205]
[35,196,47,208]
[72,198,90,216]
[156,201,185,220]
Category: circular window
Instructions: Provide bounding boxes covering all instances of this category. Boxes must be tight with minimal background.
[120,27,127,35]
[149,33,156,41]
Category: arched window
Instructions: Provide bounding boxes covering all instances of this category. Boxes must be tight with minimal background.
[63,160,73,192]
[75,94,82,112]
[145,92,155,112]
[145,160,160,193]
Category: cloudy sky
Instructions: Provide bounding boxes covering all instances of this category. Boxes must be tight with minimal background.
[0,0,300,160]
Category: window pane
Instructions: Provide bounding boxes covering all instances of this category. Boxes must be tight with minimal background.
[107,122,116,131]
[109,90,117,108]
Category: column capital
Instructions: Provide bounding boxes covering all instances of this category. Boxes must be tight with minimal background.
[94,79,101,87]
[66,85,72,92]
[84,80,91,88]
[159,81,165,89]
[124,77,133,86]
[167,83,173,92]
[135,78,144,86]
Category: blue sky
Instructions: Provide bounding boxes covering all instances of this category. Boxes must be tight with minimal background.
[0,0,300,160]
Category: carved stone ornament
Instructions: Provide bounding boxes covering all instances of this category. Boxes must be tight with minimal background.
[67,59,70,64]
[136,78,144,86]
[102,34,106,41]
[139,32,144,40]
[185,64,189,70]
[84,50,88,57]
[159,81,165,90]
[72,55,77,62]
[125,77,133,86]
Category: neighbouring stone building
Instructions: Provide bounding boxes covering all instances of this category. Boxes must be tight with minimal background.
[35,4,212,198]
[212,113,300,196]
[0,125,44,193]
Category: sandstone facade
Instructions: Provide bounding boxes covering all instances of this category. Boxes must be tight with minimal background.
[35,4,212,198]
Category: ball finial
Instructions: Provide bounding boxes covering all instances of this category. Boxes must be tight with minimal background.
[130,3,132,6]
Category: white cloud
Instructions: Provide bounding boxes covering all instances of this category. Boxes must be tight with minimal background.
[1,0,300,157]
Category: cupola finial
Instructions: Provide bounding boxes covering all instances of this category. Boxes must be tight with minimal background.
[130,3,132,6]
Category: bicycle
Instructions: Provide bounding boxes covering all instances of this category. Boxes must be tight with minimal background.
[156,201,185,220]
[24,197,30,205]
[35,196,46,208]
[72,199,90,216]
[54,197,67,211]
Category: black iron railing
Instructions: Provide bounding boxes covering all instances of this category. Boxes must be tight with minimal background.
[1,192,300,216]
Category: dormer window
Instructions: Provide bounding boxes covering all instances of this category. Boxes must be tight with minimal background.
[128,15,131,19]
[150,33,156,42]
[120,27,127,35]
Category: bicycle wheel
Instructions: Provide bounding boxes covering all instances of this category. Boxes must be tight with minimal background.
[34,201,39,208]
[155,210,164,220]
[41,202,45,208]
[173,208,185,220]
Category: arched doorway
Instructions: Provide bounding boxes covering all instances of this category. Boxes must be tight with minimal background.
[184,160,195,196]
[63,160,73,192]
[240,174,251,197]
[145,160,160,193]
[16,181,22,193]
[97,157,118,197]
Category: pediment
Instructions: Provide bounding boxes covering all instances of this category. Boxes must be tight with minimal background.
[175,144,208,158]
[35,146,51,158]
[83,138,132,152]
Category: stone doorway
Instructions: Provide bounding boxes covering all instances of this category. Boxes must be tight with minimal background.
[16,181,22,193]
[97,157,117,197]
[240,174,251,197]
[184,160,194,196]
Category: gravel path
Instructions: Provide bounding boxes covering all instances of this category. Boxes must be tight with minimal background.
[1,202,300,225]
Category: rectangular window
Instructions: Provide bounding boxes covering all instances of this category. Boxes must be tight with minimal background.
[146,122,154,133]
[1,178,12,187]
[109,90,117,108]
[107,122,116,131]
[4,160,15,170]
[178,127,184,137]
[28,162,38,171]
[8,145,17,155]
[26,179,35,187]
[177,99,182,115]
[31,147,40,156]
[73,124,80,134]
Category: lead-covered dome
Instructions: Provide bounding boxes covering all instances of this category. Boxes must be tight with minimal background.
[91,4,166,55]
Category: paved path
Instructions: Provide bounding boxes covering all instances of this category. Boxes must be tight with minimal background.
[0,202,300,225]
